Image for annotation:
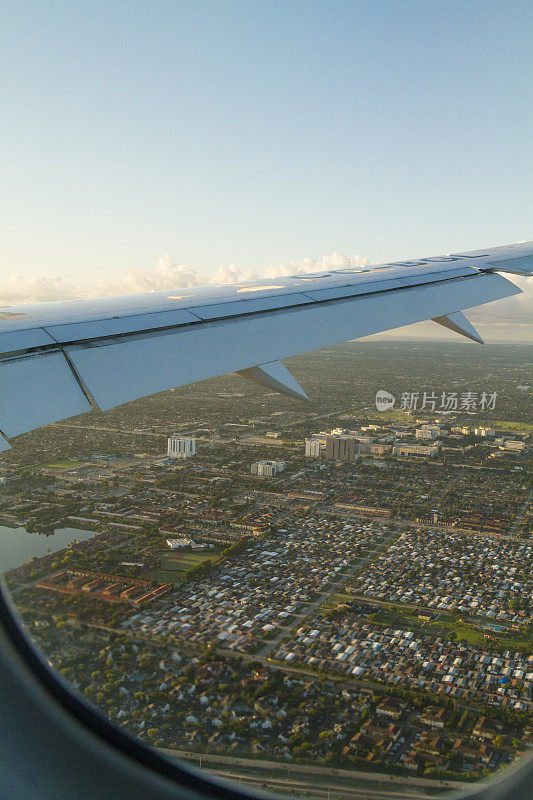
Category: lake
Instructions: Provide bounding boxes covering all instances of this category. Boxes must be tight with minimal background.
[0,526,96,572]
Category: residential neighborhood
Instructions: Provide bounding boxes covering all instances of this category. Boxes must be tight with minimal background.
[1,342,531,794]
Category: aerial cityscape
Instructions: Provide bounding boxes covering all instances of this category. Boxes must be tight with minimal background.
[1,340,531,799]
[1,2,532,798]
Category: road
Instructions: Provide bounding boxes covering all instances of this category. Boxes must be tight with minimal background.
[201,769,438,800]
[161,748,464,798]
[56,423,168,438]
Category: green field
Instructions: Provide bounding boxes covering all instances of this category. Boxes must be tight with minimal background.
[324,596,532,652]
[40,460,88,470]
[492,420,533,433]
[151,549,220,584]
[369,409,415,422]
[367,606,532,652]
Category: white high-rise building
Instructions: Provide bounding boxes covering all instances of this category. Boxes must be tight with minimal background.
[305,438,321,457]
[415,425,441,440]
[474,426,495,437]
[251,460,286,477]
[167,435,196,459]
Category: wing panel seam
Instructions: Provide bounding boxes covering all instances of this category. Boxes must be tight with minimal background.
[58,347,100,409]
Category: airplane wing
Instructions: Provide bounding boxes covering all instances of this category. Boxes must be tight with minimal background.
[0,240,531,448]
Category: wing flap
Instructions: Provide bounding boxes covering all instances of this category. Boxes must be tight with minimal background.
[0,351,92,437]
[0,435,11,452]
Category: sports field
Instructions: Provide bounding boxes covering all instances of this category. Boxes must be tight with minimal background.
[151,548,220,584]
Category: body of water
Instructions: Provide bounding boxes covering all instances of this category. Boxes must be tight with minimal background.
[0,526,95,572]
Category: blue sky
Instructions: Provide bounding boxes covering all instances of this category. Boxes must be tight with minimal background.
[1,1,531,338]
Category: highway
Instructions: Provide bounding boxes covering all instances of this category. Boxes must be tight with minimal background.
[162,748,463,799]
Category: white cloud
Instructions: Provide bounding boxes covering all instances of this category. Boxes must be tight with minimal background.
[0,274,80,304]
[0,252,369,304]
[209,263,258,285]
[263,252,368,278]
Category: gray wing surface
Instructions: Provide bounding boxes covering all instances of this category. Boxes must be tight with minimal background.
[1,240,531,446]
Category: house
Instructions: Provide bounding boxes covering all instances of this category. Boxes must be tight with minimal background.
[472,715,502,741]
[360,717,400,742]
[375,697,404,720]
[453,739,494,765]
[420,705,447,729]
[414,734,446,757]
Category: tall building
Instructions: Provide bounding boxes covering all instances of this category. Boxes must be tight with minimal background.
[415,424,442,440]
[325,435,360,462]
[305,438,321,457]
[167,435,196,459]
[474,426,495,437]
[251,460,286,477]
